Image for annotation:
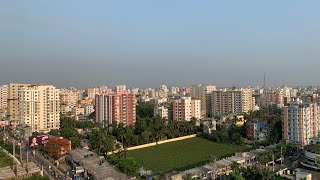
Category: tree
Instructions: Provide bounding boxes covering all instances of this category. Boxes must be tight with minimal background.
[231,133,244,145]
[136,102,154,118]
[230,161,241,175]
[218,125,229,143]
[88,129,116,157]
[48,129,60,137]
[44,138,71,160]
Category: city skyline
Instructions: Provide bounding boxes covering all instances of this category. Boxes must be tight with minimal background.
[1,1,320,88]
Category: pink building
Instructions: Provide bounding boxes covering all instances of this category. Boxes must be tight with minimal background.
[173,97,201,121]
[95,92,136,127]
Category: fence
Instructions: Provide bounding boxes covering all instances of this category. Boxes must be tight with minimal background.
[108,134,197,155]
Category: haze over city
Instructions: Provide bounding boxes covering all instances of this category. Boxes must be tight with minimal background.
[1,1,320,88]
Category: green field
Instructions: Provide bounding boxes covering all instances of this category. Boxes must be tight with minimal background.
[127,137,249,173]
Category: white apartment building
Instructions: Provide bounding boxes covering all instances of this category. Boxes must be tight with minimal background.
[282,98,320,146]
[241,88,254,113]
[0,85,8,110]
[154,105,169,119]
[116,85,127,92]
[84,104,94,115]
[19,85,60,132]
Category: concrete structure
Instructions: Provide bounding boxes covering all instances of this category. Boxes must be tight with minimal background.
[59,88,79,109]
[7,83,34,127]
[115,85,126,92]
[18,85,60,132]
[301,145,320,171]
[173,97,201,121]
[282,98,320,146]
[154,105,169,119]
[84,104,94,115]
[85,88,99,100]
[191,84,216,118]
[210,88,254,117]
[67,149,128,180]
[247,119,271,142]
[0,85,8,110]
[95,92,136,127]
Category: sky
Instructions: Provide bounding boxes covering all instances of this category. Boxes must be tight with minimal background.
[1,1,320,88]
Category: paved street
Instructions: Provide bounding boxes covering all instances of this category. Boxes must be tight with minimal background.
[1,132,71,180]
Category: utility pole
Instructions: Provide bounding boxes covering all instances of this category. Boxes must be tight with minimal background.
[13,138,15,157]
[19,142,23,166]
[3,125,6,144]
[26,150,29,173]
[272,153,275,172]
[281,146,283,165]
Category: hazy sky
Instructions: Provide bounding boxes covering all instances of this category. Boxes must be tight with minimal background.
[1,1,320,88]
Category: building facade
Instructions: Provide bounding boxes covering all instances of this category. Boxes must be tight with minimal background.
[95,92,136,127]
[0,85,8,110]
[172,97,201,121]
[282,98,320,146]
[154,105,169,119]
[18,85,60,132]
[210,88,254,117]
[7,83,34,127]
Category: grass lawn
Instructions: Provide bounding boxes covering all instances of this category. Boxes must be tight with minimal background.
[127,137,249,173]
[0,149,14,167]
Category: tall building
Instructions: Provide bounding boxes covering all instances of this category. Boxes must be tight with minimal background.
[116,85,127,92]
[19,85,60,132]
[60,89,79,109]
[7,83,34,127]
[191,84,216,118]
[282,98,320,146]
[265,90,284,106]
[173,97,201,121]
[241,88,255,113]
[85,88,99,100]
[95,92,136,127]
[210,88,253,117]
[0,85,8,110]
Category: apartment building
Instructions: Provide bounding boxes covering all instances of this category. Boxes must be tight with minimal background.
[191,84,216,118]
[265,90,284,106]
[210,88,254,117]
[95,92,136,127]
[84,104,94,115]
[19,85,60,132]
[282,98,320,146]
[7,83,34,127]
[173,97,201,121]
[85,88,99,100]
[154,105,169,119]
[115,85,127,92]
[60,89,79,109]
[0,85,8,110]
[247,119,271,142]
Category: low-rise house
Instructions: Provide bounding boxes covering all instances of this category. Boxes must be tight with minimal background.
[247,119,271,142]
[66,149,129,180]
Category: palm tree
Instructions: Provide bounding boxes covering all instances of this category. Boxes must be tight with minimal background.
[259,168,275,180]
[230,161,241,176]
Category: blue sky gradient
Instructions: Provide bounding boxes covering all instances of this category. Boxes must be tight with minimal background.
[1,1,320,88]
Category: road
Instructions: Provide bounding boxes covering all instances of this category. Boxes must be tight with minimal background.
[1,131,70,180]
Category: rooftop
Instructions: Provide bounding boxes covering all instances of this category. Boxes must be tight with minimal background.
[69,149,129,180]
